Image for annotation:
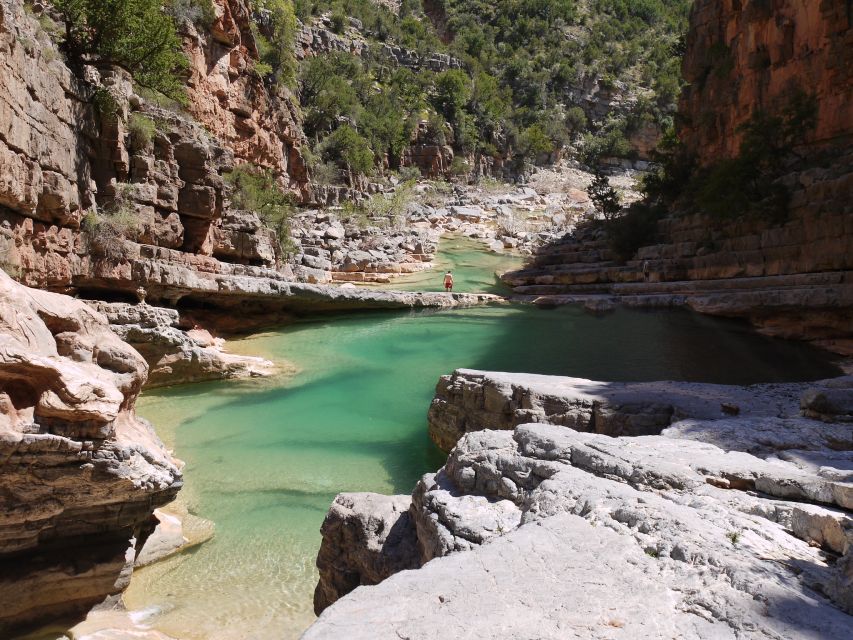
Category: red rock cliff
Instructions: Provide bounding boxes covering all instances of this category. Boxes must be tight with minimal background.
[680,0,853,163]
[183,0,309,198]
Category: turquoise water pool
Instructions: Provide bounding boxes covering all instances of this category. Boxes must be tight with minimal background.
[125,303,839,640]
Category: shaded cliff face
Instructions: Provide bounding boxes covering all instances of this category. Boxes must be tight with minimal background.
[680,0,853,163]
[502,1,853,354]
[0,269,182,634]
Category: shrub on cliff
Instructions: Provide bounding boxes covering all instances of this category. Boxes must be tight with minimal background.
[225,164,296,255]
[82,204,140,261]
[165,0,215,28]
[53,0,188,101]
[253,0,299,87]
[127,113,157,152]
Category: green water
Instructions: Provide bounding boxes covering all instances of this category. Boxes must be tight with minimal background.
[125,303,840,640]
[366,235,522,293]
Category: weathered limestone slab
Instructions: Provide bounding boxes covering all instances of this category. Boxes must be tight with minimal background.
[308,420,853,638]
[0,270,182,634]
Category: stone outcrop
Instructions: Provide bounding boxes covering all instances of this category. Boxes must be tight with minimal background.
[313,493,420,613]
[308,372,853,638]
[0,269,181,635]
[680,0,853,164]
[426,368,849,452]
[88,301,276,387]
[290,170,603,287]
[295,14,461,73]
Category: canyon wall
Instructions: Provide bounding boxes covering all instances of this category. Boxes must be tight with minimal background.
[680,0,853,162]
[0,0,293,300]
[0,269,182,635]
[503,0,853,354]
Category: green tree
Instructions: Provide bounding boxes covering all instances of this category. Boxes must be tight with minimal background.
[53,0,188,100]
[321,125,375,178]
[224,164,295,254]
[517,124,553,160]
[587,169,621,220]
[254,0,299,86]
[432,69,471,122]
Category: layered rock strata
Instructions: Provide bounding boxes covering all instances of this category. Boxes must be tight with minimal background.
[0,270,181,634]
[503,153,853,354]
[426,368,849,452]
[309,373,853,638]
[89,301,275,387]
[185,0,309,198]
[680,0,853,163]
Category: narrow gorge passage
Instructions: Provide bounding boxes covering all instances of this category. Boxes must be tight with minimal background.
[123,245,841,640]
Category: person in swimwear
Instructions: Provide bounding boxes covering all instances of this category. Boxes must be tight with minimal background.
[444,270,454,292]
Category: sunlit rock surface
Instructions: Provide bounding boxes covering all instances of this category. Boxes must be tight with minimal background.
[0,269,181,634]
[309,372,852,638]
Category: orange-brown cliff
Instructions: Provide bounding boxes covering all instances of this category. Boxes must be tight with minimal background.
[504,0,853,354]
[680,0,853,163]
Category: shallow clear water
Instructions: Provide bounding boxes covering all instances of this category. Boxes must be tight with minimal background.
[365,235,521,293]
[125,302,840,640]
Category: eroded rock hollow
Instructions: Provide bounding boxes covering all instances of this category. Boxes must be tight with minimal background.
[0,270,182,634]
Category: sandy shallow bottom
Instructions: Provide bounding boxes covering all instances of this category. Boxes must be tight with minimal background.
[361,235,523,293]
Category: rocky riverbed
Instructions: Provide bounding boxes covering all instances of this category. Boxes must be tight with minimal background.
[308,369,853,638]
[288,164,638,286]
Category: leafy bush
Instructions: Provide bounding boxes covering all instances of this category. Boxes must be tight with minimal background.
[343,180,416,228]
[127,113,157,152]
[587,169,621,220]
[330,11,347,34]
[581,115,631,165]
[320,125,375,178]
[605,202,664,262]
[689,89,817,223]
[53,0,189,101]
[395,165,423,182]
[253,0,299,86]
[224,164,296,253]
[166,0,215,28]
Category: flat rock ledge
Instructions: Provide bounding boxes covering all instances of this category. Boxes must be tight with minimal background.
[427,368,852,452]
[0,270,182,635]
[307,374,853,639]
[88,301,276,388]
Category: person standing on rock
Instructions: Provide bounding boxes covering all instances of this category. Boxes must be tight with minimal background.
[642,260,650,282]
[444,271,454,292]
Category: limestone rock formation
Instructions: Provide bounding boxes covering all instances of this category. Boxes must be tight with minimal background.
[307,374,853,638]
[313,493,420,614]
[89,301,275,387]
[427,368,832,452]
[0,269,181,635]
